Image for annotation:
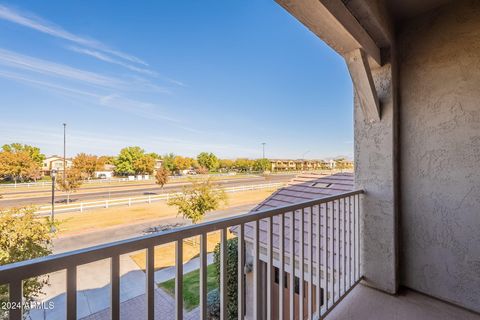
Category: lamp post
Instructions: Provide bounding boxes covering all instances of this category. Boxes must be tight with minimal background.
[51,169,57,229]
[261,142,266,159]
[63,123,66,184]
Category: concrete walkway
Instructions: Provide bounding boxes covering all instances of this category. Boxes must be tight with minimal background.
[27,254,213,320]
[81,287,199,320]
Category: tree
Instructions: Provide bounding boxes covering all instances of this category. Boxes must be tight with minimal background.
[155,167,170,188]
[98,155,114,166]
[133,155,155,175]
[2,143,45,165]
[146,152,161,159]
[197,152,219,172]
[0,207,56,310]
[253,158,271,172]
[114,146,145,175]
[0,148,42,183]
[234,158,254,172]
[73,153,100,179]
[162,153,176,172]
[219,159,234,172]
[167,179,227,224]
[173,156,194,172]
[57,169,83,203]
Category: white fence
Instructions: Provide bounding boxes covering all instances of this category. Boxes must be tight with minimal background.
[35,182,284,216]
[0,172,256,189]
[0,177,149,189]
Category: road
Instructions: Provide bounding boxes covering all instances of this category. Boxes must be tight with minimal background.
[53,203,255,253]
[0,174,294,208]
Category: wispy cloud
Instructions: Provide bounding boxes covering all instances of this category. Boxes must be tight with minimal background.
[0,69,181,125]
[0,48,122,88]
[67,46,157,76]
[0,4,147,66]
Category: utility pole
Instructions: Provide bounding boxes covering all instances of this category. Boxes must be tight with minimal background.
[262,142,266,159]
[50,169,57,232]
[63,123,66,183]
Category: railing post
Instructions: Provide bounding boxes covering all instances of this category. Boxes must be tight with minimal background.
[147,246,155,320]
[111,255,120,320]
[200,234,207,320]
[220,229,228,319]
[9,279,22,320]
[289,211,295,320]
[80,203,83,213]
[266,218,273,320]
[105,200,109,209]
[253,219,261,320]
[279,213,285,320]
[175,241,183,320]
[66,266,77,320]
[238,224,245,320]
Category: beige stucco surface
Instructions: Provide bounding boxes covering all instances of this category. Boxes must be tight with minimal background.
[399,0,480,312]
[354,55,398,294]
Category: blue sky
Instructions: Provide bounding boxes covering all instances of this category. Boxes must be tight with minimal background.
[0,1,353,159]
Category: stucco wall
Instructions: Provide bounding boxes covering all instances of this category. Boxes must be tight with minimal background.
[399,0,480,312]
[354,52,398,294]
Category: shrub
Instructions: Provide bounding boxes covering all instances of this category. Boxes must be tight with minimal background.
[213,237,238,320]
[0,207,56,316]
[206,288,220,320]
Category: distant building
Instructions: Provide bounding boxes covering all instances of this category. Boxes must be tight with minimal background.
[269,159,327,172]
[327,159,336,169]
[42,156,72,176]
[270,159,296,171]
[154,159,163,170]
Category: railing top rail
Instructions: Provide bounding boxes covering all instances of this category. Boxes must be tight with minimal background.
[0,189,363,283]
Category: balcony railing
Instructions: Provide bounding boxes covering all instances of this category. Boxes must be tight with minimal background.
[0,190,363,320]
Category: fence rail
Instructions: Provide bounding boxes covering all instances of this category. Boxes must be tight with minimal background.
[34,182,285,215]
[0,189,363,320]
[0,173,245,189]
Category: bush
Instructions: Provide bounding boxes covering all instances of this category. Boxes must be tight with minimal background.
[0,207,56,317]
[206,288,220,320]
[213,237,238,320]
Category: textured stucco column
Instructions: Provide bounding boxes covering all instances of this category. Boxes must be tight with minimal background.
[354,51,398,294]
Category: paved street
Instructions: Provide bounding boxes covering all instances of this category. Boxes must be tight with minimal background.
[1,174,293,208]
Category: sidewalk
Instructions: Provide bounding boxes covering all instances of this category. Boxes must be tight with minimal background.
[27,253,213,320]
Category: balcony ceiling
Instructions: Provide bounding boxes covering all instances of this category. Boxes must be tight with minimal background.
[342,0,452,21]
[386,0,453,19]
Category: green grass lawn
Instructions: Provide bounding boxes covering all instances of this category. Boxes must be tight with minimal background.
[158,264,218,310]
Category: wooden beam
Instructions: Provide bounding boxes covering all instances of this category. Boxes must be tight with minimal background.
[276,0,381,66]
[345,48,380,122]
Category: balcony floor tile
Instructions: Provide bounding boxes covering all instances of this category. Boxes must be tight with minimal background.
[326,284,480,320]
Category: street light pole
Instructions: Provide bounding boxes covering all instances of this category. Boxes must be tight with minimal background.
[262,142,266,159]
[63,123,66,184]
[50,169,57,228]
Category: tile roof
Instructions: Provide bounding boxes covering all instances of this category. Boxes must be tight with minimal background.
[232,172,355,264]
